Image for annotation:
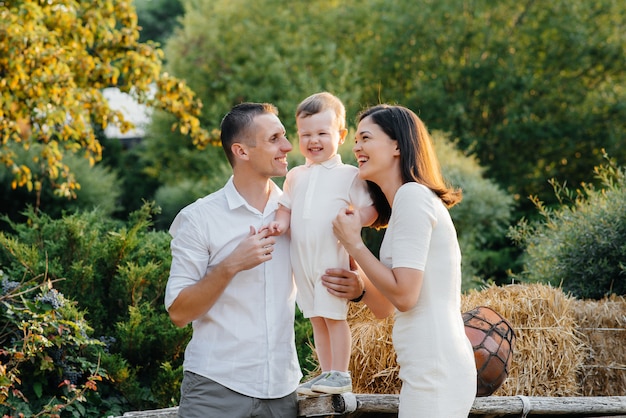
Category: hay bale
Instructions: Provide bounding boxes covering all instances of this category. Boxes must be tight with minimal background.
[348,283,586,396]
[572,295,626,396]
[461,284,585,396]
[348,303,399,394]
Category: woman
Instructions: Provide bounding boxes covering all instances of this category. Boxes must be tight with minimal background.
[331,104,476,417]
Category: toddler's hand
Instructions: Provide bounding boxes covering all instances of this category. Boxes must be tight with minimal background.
[260,222,282,236]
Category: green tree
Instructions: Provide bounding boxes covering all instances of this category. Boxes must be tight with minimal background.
[0,143,122,225]
[352,0,626,216]
[137,0,366,225]
[99,135,161,219]
[164,0,360,132]
[134,0,184,46]
[152,0,625,223]
[0,0,211,201]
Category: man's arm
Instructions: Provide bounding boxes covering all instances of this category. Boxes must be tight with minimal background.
[168,226,276,327]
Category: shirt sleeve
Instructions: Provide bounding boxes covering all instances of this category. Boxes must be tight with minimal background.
[389,184,437,271]
[164,209,209,310]
[278,170,294,209]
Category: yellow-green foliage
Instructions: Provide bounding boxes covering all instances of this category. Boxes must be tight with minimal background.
[0,0,211,197]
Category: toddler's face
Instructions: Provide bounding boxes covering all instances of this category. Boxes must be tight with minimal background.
[296,109,346,164]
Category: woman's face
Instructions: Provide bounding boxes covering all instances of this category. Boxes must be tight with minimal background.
[353,115,400,185]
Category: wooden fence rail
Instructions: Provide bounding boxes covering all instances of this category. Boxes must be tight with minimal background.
[115,395,626,418]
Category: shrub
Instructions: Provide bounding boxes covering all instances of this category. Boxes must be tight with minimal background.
[0,269,114,417]
[294,308,315,377]
[0,203,191,413]
[99,137,162,220]
[0,144,121,227]
[509,156,626,299]
[153,177,228,231]
[436,132,518,289]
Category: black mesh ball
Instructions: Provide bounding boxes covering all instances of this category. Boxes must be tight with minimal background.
[463,306,516,397]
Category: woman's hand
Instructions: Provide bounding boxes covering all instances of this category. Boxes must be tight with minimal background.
[333,206,365,252]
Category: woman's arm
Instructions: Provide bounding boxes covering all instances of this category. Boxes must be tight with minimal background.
[333,207,422,312]
[358,204,378,227]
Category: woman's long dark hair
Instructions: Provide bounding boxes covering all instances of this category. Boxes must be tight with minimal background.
[358,105,462,228]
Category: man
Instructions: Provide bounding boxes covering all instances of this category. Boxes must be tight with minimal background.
[165,102,365,417]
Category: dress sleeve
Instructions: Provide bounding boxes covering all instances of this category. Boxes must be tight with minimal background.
[389,184,437,271]
[348,170,374,209]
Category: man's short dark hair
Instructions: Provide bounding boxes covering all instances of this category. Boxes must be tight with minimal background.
[220,103,279,166]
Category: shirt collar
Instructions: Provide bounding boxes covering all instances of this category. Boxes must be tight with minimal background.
[224,176,282,213]
[224,176,245,210]
[305,154,342,168]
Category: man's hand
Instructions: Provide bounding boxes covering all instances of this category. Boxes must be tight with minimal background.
[321,257,364,301]
[322,257,395,319]
[167,226,276,328]
[226,226,275,273]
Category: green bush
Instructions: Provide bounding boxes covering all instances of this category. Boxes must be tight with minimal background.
[294,308,315,377]
[99,137,162,220]
[509,157,626,299]
[0,145,121,227]
[0,203,191,413]
[436,132,517,289]
[0,269,115,417]
[153,177,228,231]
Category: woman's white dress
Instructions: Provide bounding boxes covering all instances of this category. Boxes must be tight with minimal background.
[379,183,476,417]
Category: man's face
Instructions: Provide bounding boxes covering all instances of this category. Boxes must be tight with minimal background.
[246,113,292,178]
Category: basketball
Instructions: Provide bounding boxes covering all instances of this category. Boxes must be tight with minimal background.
[463,306,516,397]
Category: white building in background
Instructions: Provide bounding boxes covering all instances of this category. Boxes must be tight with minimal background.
[102,87,153,148]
